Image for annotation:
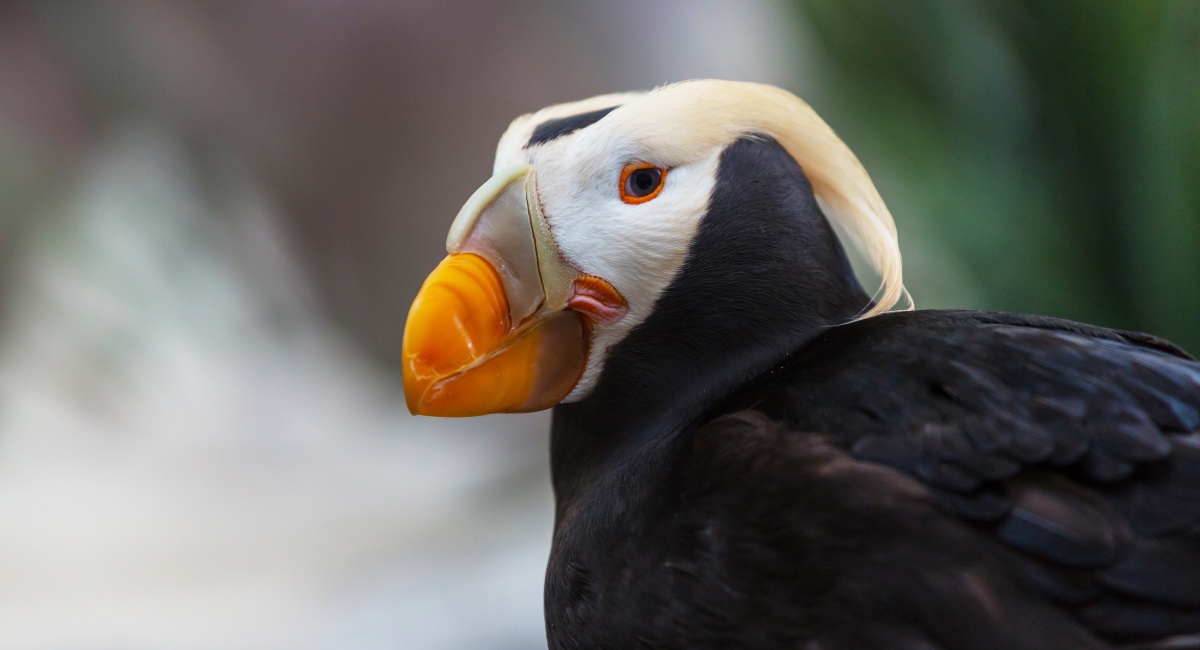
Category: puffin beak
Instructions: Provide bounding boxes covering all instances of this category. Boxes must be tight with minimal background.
[403,165,625,416]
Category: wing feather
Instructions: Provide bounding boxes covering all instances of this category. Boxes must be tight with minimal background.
[752,310,1200,644]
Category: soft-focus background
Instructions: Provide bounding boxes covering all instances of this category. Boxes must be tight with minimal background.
[0,2,1195,648]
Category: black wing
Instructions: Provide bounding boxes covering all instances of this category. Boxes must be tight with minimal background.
[749,310,1200,646]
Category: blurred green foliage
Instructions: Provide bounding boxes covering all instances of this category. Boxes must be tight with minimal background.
[790,0,1199,352]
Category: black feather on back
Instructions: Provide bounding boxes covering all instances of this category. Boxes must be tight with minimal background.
[743,310,1200,645]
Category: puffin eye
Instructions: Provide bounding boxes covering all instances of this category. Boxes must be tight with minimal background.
[619,163,667,204]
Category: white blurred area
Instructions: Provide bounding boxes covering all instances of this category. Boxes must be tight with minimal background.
[0,1,803,648]
[0,126,554,649]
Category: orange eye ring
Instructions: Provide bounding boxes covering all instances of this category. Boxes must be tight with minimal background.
[619,162,667,205]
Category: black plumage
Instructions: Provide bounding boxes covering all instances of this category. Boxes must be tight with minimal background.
[526,106,621,148]
[544,137,1200,649]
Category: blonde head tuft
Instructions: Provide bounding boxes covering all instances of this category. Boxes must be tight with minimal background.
[498,80,911,317]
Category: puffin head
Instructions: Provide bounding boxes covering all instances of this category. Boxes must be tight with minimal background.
[403,80,905,417]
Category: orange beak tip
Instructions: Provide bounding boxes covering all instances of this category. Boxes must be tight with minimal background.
[401,254,589,417]
[401,368,425,415]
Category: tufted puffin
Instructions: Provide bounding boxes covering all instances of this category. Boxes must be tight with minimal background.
[402,80,1200,650]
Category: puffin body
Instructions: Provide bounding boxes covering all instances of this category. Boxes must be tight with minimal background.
[402,81,1200,649]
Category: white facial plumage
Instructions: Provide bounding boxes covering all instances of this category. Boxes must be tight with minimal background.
[487,80,906,402]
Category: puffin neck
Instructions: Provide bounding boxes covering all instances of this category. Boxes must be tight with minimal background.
[549,136,872,507]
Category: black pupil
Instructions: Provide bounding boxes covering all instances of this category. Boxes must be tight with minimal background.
[628,168,661,197]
